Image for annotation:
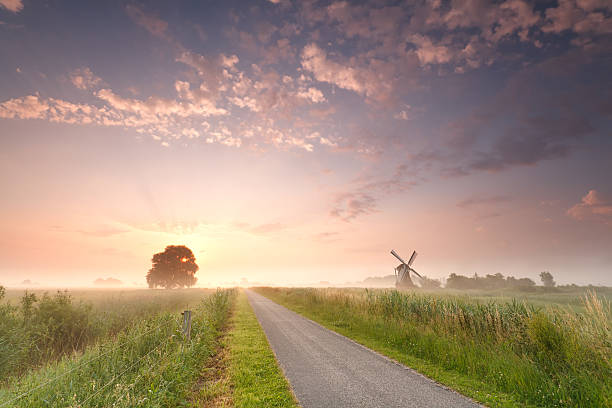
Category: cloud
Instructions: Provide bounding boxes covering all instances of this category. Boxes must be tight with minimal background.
[297,87,326,103]
[0,0,23,13]
[301,43,364,94]
[176,51,238,98]
[0,59,327,153]
[301,43,393,102]
[330,192,377,222]
[410,34,454,65]
[466,114,593,172]
[324,2,403,42]
[70,67,102,91]
[542,0,612,36]
[97,87,228,118]
[427,0,540,43]
[394,107,412,120]
[125,4,169,39]
[0,95,49,119]
[437,47,605,177]
[567,190,612,224]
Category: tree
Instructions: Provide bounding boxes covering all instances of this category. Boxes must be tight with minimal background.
[419,276,442,289]
[539,271,556,288]
[146,245,198,289]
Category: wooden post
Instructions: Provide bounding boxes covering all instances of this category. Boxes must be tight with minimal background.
[182,310,192,341]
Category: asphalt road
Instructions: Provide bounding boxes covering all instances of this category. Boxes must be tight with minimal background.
[246,290,483,408]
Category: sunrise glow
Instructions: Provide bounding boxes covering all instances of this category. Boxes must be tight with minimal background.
[0,0,611,288]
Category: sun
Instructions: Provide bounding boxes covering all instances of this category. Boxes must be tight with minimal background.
[180,257,188,263]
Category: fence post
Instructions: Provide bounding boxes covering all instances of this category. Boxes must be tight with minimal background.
[182,310,192,342]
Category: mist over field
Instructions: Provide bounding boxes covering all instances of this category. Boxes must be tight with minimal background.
[1,1,611,406]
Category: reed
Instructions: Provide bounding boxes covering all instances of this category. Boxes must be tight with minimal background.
[256,287,611,407]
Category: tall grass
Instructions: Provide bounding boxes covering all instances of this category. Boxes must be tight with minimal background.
[257,287,611,407]
[0,287,213,382]
[0,289,234,407]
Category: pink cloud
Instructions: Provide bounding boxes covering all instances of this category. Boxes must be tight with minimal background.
[0,0,23,13]
[330,192,377,222]
[297,87,326,103]
[301,43,393,102]
[410,35,454,65]
[176,51,238,97]
[97,87,227,118]
[125,4,169,39]
[0,95,49,119]
[567,190,612,223]
[301,43,364,94]
[542,0,612,35]
[70,68,102,91]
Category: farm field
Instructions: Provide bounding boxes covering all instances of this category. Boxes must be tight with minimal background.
[0,287,234,407]
[254,287,612,408]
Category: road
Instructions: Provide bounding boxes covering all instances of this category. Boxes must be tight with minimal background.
[246,290,482,408]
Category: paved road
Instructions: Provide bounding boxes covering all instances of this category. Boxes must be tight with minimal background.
[246,290,482,408]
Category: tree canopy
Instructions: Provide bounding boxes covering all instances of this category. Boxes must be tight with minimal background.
[540,271,556,287]
[146,245,198,289]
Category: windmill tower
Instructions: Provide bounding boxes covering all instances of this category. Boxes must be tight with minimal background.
[391,249,422,289]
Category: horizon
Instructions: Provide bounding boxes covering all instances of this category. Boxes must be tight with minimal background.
[1,0,611,288]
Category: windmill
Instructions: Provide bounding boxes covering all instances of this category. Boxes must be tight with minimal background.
[391,249,422,289]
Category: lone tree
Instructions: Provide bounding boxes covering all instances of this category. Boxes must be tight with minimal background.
[146,245,198,289]
[539,271,556,288]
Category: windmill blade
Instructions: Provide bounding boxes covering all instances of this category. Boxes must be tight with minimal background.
[410,268,423,278]
[390,249,407,264]
[407,250,418,267]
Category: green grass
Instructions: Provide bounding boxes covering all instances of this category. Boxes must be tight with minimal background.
[0,289,234,407]
[0,287,212,382]
[427,286,612,313]
[254,287,611,408]
[227,290,298,408]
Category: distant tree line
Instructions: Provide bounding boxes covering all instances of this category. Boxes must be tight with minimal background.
[446,272,537,290]
[444,271,558,290]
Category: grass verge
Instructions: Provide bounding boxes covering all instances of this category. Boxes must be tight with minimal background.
[188,305,234,407]
[226,290,298,408]
[254,287,611,408]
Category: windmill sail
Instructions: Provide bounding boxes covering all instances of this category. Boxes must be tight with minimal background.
[410,268,422,278]
[407,251,417,267]
[390,249,407,264]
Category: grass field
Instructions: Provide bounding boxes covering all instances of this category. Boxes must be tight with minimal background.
[0,287,234,407]
[0,287,213,382]
[254,287,611,408]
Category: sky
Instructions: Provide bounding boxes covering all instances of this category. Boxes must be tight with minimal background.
[0,0,611,287]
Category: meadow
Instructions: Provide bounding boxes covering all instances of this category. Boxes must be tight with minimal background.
[255,286,612,408]
[0,286,234,407]
[0,287,213,382]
